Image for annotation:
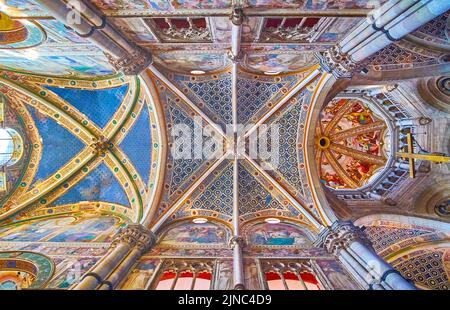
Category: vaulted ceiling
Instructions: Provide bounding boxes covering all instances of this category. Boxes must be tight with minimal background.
[0,0,448,238]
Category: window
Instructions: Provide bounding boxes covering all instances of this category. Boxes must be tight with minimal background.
[260,17,323,42]
[154,261,213,290]
[262,260,322,290]
[0,128,14,166]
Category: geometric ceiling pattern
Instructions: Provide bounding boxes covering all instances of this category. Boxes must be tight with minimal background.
[148,65,324,231]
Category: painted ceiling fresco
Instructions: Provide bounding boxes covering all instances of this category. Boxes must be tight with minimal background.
[317,98,389,190]
[0,71,162,225]
[0,0,448,292]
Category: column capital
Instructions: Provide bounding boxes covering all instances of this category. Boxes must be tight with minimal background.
[317,221,372,255]
[230,6,244,26]
[229,236,246,249]
[105,48,153,76]
[315,46,357,79]
[227,50,243,64]
[111,224,156,252]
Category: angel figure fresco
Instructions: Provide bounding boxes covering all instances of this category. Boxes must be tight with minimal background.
[352,132,382,155]
[321,172,346,188]
[346,160,373,181]
[344,104,374,126]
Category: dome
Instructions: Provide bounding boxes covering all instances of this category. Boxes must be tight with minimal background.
[316,98,389,190]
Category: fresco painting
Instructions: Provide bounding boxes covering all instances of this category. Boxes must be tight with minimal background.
[316,259,360,290]
[0,270,35,290]
[247,0,387,9]
[160,222,228,246]
[47,258,98,289]
[243,53,316,74]
[1,0,48,17]
[0,54,114,77]
[120,259,160,289]
[114,18,157,44]
[0,216,119,243]
[248,222,312,247]
[49,217,119,243]
[0,217,75,242]
[318,98,388,189]
[155,53,230,73]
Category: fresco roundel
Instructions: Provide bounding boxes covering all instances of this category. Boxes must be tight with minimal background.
[316,98,390,190]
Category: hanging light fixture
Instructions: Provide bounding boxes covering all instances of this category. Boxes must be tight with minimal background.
[264,218,280,224]
[192,217,208,224]
[190,70,206,75]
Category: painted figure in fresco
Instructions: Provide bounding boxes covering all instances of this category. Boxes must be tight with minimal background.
[323,99,347,116]
[316,260,358,290]
[352,132,381,155]
[214,260,233,290]
[244,260,261,290]
[320,172,345,188]
[49,217,117,243]
[344,104,374,126]
[122,270,152,289]
[346,160,373,180]
[162,223,227,245]
[0,271,34,290]
[121,260,159,290]
[250,223,310,246]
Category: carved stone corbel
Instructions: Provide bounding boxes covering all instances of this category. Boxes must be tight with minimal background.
[228,236,246,249]
[105,48,153,76]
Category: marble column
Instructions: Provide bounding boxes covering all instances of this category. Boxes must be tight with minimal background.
[73,224,155,290]
[317,221,416,290]
[316,0,450,78]
[230,236,246,290]
[39,0,152,75]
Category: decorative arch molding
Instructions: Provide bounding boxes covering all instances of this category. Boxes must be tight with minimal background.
[304,71,348,226]
[0,251,54,289]
[354,213,450,233]
[417,76,450,114]
[411,177,450,220]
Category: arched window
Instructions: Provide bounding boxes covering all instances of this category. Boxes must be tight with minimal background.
[0,128,23,167]
[154,261,213,290]
[262,260,322,290]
